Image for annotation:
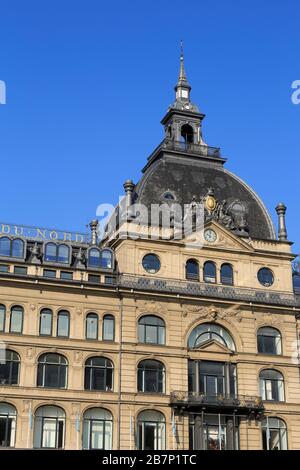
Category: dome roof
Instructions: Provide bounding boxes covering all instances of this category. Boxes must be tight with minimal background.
[135,153,275,240]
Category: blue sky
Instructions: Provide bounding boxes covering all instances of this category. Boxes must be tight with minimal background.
[0,0,299,253]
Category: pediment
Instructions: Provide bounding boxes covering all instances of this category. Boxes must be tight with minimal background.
[192,338,234,355]
[178,219,254,253]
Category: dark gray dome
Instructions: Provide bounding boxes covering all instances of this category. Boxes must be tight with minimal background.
[135,154,275,240]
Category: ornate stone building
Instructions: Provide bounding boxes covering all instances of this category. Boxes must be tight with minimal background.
[0,51,299,451]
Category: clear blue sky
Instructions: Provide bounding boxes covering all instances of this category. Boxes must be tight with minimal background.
[0,0,299,253]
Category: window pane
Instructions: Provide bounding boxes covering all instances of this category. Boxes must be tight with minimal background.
[0,238,10,257]
[12,240,24,258]
[103,316,114,341]
[91,421,104,449]
[10,307,23,333]
[86,315,98,339]
[45,244,57,262]
[89,249,100,267]
[40,310,52,336]
[57,312,69,337]
[57,245,69,264]
[101,250,112,269]
[42,418,57,448]
[0,305,5,332]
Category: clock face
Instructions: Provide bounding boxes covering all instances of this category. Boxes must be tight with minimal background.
[204,229,217,243]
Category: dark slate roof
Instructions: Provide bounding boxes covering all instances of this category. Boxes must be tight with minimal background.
[135,152,276,240]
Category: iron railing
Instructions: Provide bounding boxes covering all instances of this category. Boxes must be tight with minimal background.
[162,139,221,158]
[118,273,300,307]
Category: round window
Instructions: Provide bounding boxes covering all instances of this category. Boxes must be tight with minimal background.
[258,268,274,287]
[142,254,161,274]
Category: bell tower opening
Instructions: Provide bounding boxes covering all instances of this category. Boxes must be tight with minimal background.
[181,124,194,144]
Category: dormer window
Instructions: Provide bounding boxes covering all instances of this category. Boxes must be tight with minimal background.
[44,243,70,264]
[0,237,25,259]
[87,248,113,270]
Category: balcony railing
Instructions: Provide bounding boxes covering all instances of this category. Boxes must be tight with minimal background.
[170,391,263,412]
[162,139,221,158]
[118,273,300,307]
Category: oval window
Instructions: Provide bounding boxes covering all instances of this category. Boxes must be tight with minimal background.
[258,268,274,287]
[142,254,161,274]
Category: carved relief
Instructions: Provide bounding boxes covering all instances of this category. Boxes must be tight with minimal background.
[137,300,167,315]
[74,351,83,363]
[254,313,283,328]
[26,347,35,360]
[182,304,243,323]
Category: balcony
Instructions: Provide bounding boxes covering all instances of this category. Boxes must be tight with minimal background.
[170,391,264,415]
[162,139,221,158]
[118,273,300,308]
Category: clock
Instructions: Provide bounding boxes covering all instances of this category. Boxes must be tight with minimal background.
[204,229,217,243]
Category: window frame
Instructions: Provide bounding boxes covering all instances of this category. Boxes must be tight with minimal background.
[203,261,217,284]
[86,313,99,340]
[56,310,70,338]
[9,306,24,334]
[137,410,166,451]
[102,314,115,341]
[185,259,199,281]
[138,315,166,346]
[44,242,71,266]
[84,356,114,392]
[257,327,282,355]
[37,353,68,389]
[0,350,20,386]
[220,263,234,286]
[39,308,53,336]
[82,408,113,450]
[259,369,285,402]
[0,237,26,261]
[0,403,17,448]
[137,359,165,394]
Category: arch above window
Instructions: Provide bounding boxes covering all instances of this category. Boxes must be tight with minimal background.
[137,410,166,450]
[84,356,113,391]
[203,261,216,283]
[259,369,284,402]
[87,248,113,269]
[138,315,165,345]
[138,359,165,394]
[0,350,20,385]
[188,323,236,351]
[0,237,25,259]
[257,327,282,355]
[44,243,70,264]
[186,259,199,281]
[0,403,17,448]
[221,263,234,285]
[33,405,65,449]
[37,353,68,388]
[83,407,113,450]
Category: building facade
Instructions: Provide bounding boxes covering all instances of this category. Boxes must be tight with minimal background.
[0,52,300,451]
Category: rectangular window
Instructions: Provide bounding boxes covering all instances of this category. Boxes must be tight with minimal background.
[14,266,27,275]
[104,276,115,285]
[60,271,73,281]
[43,269,56,279]
[0,265,9,273]
[103,317,114,341]
[88,274,100,283]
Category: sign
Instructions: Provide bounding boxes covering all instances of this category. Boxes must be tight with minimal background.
[0,223,88,243]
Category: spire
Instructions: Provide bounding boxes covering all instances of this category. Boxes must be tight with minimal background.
[178,40,187,82]
[175,41,191,101]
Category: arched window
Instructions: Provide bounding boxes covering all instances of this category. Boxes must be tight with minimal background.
[181,124,194,144]
[204,261,216,283]
[84,357,113,391]
[0,237,24,259]
[82,408,113,450]
[0,350,20,385]
[0,237,10,257]
[0,304,6,332]
[137,360,165,394]
[86,313,99,340]
[138,315,165,345]
[102,314,115,341]
[257,327,282,355]
[37,353,67,389]
[262,417,287,450]
[39,309,53,336]
[9,306,23,334]
[188,323,236,351]
[137,410,166,450]
[57,310,70,338]
[0,403,17,447]
[259,369,284,402]
[186,259,199,281]
[101,250,113,269]
[44,243,69,264]
[88,248,101,268]
[33,406,65,449]
[221,263,234,285]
